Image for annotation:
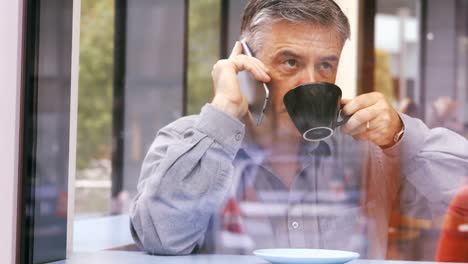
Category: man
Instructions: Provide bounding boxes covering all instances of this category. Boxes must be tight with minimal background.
[130,0,468,258]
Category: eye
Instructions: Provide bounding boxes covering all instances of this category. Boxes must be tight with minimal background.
[320,62,332,70]
[285,59,297,68]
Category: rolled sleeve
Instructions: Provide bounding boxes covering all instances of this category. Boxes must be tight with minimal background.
[195,104,246,158]
[383,113,429,162]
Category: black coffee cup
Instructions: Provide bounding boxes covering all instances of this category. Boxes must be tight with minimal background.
[283,82,351,142]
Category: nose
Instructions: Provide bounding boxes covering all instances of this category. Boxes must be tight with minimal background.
[295,65,316,86]
[277,65,317,99]
[274,66,316,111]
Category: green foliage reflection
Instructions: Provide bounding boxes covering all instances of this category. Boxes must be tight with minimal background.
[77,0,114,172]
[187,0,221,115]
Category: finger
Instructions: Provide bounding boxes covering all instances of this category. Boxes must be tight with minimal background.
[238,54,271,77]
[232,42,270,74]
[340,98,352,105]
[342,92,383,116]
[229,41,242,59]
[345,124,367,136]
[344,117,384,136]
[232,55,271,82]
[341,103,381,133]
[257,60,270,75]
[351,119,392,145]
[351,125,382,141]
[244,55,270,78]
[353,130,378,142]
[352,133,370,142]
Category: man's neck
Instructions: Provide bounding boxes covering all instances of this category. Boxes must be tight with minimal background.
[256,142,301,189]
[267,145,301,189]
[243,112,305,188]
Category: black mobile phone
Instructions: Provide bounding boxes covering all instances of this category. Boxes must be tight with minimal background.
[237,40,270,126]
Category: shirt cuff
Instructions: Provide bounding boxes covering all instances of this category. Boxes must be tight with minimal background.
[195,103,246,158]
[383,113,430,162]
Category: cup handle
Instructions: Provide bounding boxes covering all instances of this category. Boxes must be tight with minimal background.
[336,104,352,127]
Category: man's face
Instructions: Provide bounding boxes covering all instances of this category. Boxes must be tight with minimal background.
[254,20,344,142]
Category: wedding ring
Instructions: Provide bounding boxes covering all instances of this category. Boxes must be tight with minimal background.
[366,121,371,130]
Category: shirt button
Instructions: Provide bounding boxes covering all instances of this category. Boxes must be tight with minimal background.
[291,221,299,229]
[235,132,242,141]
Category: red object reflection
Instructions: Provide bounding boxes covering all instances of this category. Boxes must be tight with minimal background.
[436,185,468,262]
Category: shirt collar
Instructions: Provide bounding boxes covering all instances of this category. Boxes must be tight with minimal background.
[237,136,333,175]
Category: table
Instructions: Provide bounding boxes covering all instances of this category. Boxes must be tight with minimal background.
[47,251,448,264]
[73,215,133,252]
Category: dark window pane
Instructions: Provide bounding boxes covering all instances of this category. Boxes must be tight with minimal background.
[20,0,73,263]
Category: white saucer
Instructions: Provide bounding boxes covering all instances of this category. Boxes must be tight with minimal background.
[253,248,360,264]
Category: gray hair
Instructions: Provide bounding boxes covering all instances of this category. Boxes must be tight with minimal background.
[240,0,350,53]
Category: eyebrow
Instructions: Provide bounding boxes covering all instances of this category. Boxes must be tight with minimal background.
[275,50,302,59]
[275,50,339,62]
[321,55,339,62]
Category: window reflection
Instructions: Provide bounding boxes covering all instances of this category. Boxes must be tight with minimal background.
[186,0,221,115]
[72,0,468,262]
[76,0,114,217]
[20,0,73,262]
[375,0,420,116]
[422,0,468,137]
[374,2,468,261]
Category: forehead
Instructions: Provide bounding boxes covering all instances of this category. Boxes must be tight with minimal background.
[259,20,343,57]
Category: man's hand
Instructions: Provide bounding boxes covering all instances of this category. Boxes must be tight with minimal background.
[340,92,403,148]
[211,41,270,120]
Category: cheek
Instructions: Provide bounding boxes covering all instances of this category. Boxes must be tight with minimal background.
[322,70,338,84]
[267,71,301,103]
[267,79,296,108]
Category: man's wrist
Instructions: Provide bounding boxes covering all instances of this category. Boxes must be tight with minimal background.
[393,123,405,143]
[381,117,405,149]
[197,104,246,158]
[211,96,244,119]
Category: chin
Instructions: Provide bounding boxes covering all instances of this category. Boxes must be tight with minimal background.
[261,111,302,141]
[277,109,289,115]
[277,121,302,141]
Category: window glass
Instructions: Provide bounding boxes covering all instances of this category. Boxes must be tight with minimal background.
[375,0,468,261]
[75,0,222,218]
[69,0,468,261]
[187,0,221,115]
[73,0,220,252]
[75,0,114,218]
[375,0,420,111]
[19,0,73,263]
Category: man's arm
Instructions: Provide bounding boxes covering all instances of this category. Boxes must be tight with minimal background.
[130,41,269,255]
[130,104,245,255]
[341,88,467,215]
[385,113,468,217]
